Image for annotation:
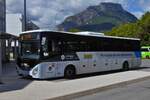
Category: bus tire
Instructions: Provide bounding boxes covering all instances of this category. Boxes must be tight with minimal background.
[146,55,149,59]
[122,61,129,71]
[64,65,76,79]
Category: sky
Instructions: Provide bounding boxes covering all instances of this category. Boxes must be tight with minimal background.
[6,0,150,29]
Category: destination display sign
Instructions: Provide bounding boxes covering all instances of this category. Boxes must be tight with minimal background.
[20,33,40,40]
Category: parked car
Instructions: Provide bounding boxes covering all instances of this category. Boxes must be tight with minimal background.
[141,46,150,59]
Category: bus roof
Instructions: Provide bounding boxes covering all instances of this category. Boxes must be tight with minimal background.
[21,30,140,41]
[141,46,150,48]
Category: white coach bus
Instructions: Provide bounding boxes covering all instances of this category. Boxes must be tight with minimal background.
[16,30,141,79]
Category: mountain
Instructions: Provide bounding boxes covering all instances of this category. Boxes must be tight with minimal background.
[57,2,137,32]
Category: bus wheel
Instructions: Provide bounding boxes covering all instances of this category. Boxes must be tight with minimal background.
[64,65,76,79]
[146,56,149,59]
[122,61,129,71]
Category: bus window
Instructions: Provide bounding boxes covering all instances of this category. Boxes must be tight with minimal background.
[41,37,61,58]
[141,48,149,52]
[21,42,40,59]
[51,41,61,53]
[41,37,50,57]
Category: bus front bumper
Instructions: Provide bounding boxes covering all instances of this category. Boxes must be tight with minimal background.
[16,66,31,77]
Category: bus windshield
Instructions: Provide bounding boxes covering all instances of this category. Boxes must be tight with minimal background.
[21,41,40,59]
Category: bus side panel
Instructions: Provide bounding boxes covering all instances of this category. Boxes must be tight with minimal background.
[131,51,141,68]
[32,51,141,79]
[77,52,140,75]
[77,52,91,74]
[95,52,110,72]
[56,62,65,77]
[37,62,57,79]
[56,61,80,77]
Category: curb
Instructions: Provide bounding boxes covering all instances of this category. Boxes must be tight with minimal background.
[48,76,150,100]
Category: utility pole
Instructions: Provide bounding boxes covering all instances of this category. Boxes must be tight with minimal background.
[0,38,2,84]
[24,0,27,31]
[0,0,6,84]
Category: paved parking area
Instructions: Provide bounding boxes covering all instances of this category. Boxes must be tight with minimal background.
[1,62,68,92]
[0,60,150,100]
[0,62,32,92]
[73,78,150,100]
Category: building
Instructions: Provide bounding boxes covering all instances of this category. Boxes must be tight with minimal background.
[0,0,6,83]
[6,13,40,36]
[27,21,39,31]
[0,1,39,82]
[0,0,39,83]
[6,14,22,36]
[6,13,39,61]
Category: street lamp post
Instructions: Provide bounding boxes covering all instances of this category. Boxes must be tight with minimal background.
[24,0,27,31]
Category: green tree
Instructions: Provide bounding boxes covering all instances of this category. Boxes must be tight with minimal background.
[106,12,150,45]
[68,28,81,32]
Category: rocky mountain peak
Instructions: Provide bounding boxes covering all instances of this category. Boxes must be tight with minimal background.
[57,2,137,32]
[99,2,124,11]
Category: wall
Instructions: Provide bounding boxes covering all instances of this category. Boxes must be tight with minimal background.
[6,14,23,36]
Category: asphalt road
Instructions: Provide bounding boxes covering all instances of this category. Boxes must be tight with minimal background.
[1,60,150,93]
[74,79,150,100]
[2,60,150,83]
[73,60,150,100]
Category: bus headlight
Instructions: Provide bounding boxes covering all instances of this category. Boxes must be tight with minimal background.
[21,63,30,67]
[32,67,38,75]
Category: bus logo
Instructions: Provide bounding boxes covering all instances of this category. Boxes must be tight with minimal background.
[84,54,93,59]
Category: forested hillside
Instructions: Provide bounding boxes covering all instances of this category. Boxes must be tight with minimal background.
[106,12,150,45]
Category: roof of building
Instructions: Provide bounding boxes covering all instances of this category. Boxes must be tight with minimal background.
[0,32,18,39]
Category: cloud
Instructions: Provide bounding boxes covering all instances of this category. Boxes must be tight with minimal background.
[139,0,150,11]
[132,11,144,18]
[6,0,23,13]
[6,0,149,29]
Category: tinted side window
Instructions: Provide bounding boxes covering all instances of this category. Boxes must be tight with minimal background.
[141,48,149,52]
[130,40,141,51]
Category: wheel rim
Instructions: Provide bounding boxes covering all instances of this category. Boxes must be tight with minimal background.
[67,70,74,76]
[65,67,75,77]
[146,56,149,59]
[123,62,129,70]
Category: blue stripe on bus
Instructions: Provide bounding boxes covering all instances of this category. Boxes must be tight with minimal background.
[134,51,141,58]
